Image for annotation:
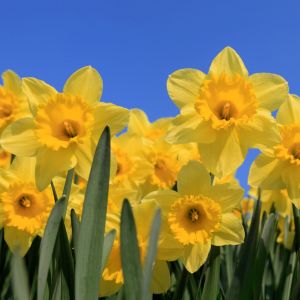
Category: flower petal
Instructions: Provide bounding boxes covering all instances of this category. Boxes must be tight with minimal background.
[248,154,285,190]
[209,47,248,77]
[63,66,103,104]
[0,118,40,156]
[151,260,171,293]
[127,109,150,136]
[237,109,281,154]
[282,164,300,199]
[198,128,246,178]
[11,157,36,183]
[277,94,300,125]
[181,242,211,273]
[35,146,77,191]
[92,102,129,138]
[177,160,211,196]
[167,68,206,109]
[212,213,245,246]
[4,227,33,257]
[250,73,288,111]
[2,70,23,98]
[99,279,122,297]
[210,183,244,213]
[23,77,57,116]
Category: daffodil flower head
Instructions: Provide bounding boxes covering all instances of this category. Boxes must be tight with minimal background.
[166,47,288,178]
[143,160,245,273]
[249,94,300,200]
[0,66,129,190]
[0,70,30,132]
[0,157,53,256]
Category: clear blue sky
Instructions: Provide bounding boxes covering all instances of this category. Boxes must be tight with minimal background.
[1,1,299,193]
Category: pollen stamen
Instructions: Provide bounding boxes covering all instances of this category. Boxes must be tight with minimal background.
[63,121,77,138]
[220,102,231,120]
[18,195,31,208]
[188,208,200,222]
[292,146,300,159]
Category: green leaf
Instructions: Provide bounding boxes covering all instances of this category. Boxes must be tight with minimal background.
[37,196,67,300]
[101,229,116,274]
[292,204,300,251]
[281,251,297,300]
[201,247,221,300]
[141,209,161,300]
[75,126,111,300]
[70,209,80,255]
[226,198,262,300]
[57,220,75,299]
[120,199,143,300]
[11,254,30,300]
[51,271,70,300]
[253,213,277,299]
[172,266,189,300]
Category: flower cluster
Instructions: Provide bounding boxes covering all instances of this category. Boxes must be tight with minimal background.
[0,47,297,296]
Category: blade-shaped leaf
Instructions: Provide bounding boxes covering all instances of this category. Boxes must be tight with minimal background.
[37,196,66,300]
[142,209,161,300]
[120,199,143,300]
[70,209,80,255]
[11,254,30,300]
[75,126,110,300]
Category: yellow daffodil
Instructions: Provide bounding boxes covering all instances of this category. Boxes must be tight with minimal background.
[0,157,53,255]
[143,160,244,273]
[0,66,129,190]
[99,202,172,297]
[277,215,294,250]
[0,70,30,133]
[166,47,288,178]
[0,147,11,168]
[249,94,300,201]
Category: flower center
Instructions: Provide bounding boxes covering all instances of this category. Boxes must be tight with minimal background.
[35,93,94,150]
[194,73,258,129]
[18,194,32,208]
[168,195,221,245]
[0,87,19,129]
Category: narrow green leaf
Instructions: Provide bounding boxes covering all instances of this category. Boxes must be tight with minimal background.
[292,204,300,251]
[201,247,221,300]
[75,126,110,300]
[253,214,277,299]
[281,251,296,300]
[70,209,80,255]
[141,209,161,300]
[290,251,300,300]
[226,198,262,300]
[58,220,75,299]
[62,169,74,203]
[11,254,30,300]
[37,196,66,300]
[101,229,116,274]
[172,266,189,300]
[120,199,143,300]
[51,271,70,300]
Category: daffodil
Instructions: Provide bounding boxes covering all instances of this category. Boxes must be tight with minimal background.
[249,94,300,201]
[143,160,244,273]
[277,215,294,250]
[166,47,288,178]
[0,66,129,190]
[99,202,173,297]
[0,157,54,255]
[0,147,11,169]
[0,70,30,133]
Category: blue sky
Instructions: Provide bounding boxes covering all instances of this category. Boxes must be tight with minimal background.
[1,1,299,192]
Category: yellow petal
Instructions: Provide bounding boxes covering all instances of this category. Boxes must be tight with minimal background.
[212,213,245,246]
[237,109,281,154]
[210,183,244,213]
[248,154,285,190]
[157,232,183,261]
[63,66,103,104]
[250,73,288,111]
[23,77,57,117]
[198,128,246,178]
[35,147,77,191]
[11,157,36,183]
[2,70,23,98]
[167,68,206,109]
[282,164,300,199]
[99,279,122,297]
[177,160,211,196]
[92,102,129,138]
[277,94,300,125]
[0,118,40,156]
[74,139,95,180]
[151,260,171,294]
[127,109,150,136]
[182,242,211,273]
[166,111,216,144]
[209,47,248,77]
[4,227,33,257]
